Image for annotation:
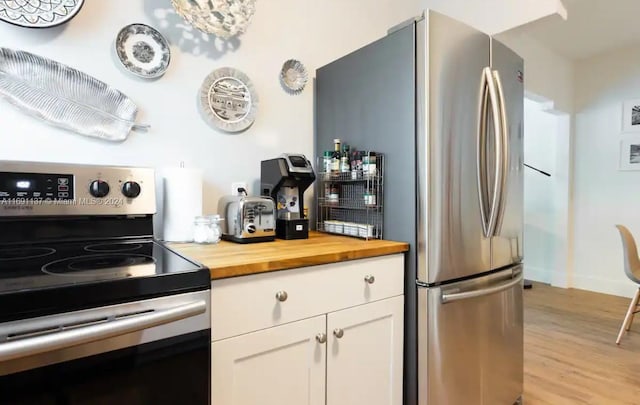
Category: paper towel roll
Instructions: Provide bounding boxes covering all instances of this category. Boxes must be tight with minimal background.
[161,167,203,242]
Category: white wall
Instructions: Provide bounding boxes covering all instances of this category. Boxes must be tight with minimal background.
[417,0,566,34]
[495,28,574,113]
[572,43,640,298]
[0,0,421,224]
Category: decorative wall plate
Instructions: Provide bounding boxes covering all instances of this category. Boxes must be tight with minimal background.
[199,67,257,133]
[280,59,308,94]
[0,0,85,28]
[115,24,171,79]
[171,0,256,39]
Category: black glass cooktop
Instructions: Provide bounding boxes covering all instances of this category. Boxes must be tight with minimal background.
[0,239,210,322]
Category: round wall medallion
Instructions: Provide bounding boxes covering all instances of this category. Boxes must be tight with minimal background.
[0,0,85,28]
[280,59,308,94]
[199,67,258,133]
[115,23,171,79]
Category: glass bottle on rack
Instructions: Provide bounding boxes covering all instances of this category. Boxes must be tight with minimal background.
[340,143,351,175]
[331,139,341,175]
[351,149,362,180]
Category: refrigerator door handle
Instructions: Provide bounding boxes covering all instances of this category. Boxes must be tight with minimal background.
[477,67,491,237]
[441,271,523,304]
[477,67,501,238]
[492,70,509,236]
[486,67,502,238]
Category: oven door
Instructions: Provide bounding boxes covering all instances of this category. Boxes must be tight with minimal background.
[0,291,211,405]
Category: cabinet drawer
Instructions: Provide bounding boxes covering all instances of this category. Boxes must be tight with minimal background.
[211,254,404,341]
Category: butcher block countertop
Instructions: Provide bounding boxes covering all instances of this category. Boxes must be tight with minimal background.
[169,231,409,280]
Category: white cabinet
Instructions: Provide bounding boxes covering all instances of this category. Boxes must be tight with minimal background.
[211,316,326,405]
[211,254,405,405]
[327,295,404,405]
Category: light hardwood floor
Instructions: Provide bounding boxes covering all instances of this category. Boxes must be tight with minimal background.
[524,283,640,404]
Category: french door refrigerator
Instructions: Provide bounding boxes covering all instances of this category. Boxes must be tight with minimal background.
[315,10,524,405]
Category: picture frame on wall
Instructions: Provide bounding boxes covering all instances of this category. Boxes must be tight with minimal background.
[622,99,640,132]
[619,139,640,171]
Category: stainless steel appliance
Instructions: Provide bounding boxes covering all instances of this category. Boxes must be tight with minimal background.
[261,153,315,239]
[217,195,276,243]
[0,161,211,404]
[315,10,524,405]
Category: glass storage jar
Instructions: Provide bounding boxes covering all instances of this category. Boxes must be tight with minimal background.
[194,215,223,244]
[207,215,223,244]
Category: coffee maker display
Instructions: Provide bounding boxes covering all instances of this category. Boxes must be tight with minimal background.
[261,154,315,239]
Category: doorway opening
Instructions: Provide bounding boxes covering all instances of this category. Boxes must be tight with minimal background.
[523,95,571,288]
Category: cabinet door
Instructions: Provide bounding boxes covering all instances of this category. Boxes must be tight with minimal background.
[326,296,404,405]
[212,315,326,405]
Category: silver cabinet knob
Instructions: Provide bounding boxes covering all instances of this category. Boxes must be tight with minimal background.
[316,333,327,344]
[364,275,375,284]
[275,291,288,302]
[333,328,344,338]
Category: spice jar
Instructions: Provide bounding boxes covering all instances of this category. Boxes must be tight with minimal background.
[328,184,339,205]
[362,151,377,177]
[368,152,377,177]
[364,187,376,207]
[361,151,370,176]
[323,151,333,176]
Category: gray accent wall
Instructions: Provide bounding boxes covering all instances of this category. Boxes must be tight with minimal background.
[315,24,417,405]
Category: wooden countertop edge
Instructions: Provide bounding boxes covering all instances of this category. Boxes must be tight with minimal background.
[208,244,408,280]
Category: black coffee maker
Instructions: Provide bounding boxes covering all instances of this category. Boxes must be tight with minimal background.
[261,154,315,239]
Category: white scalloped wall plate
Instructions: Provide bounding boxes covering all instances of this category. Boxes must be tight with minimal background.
[0,0,85,28]
[199,67,258,133]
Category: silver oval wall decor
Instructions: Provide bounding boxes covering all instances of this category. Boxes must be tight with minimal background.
[199,67,258,133]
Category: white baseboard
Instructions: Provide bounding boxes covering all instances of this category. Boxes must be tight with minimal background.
[571,274,638,298]
[524,265,553,284]
[524,266,638,298]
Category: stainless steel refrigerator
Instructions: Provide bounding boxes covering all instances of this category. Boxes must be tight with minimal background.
[315,10,524,405]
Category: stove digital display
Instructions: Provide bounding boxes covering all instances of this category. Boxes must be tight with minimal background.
[0,172,74,201]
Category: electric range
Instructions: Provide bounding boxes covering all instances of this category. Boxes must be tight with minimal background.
[0,238,209,323]
[0,161,211,405]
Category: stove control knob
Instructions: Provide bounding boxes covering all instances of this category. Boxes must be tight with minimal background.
[122,181,141,199]
[89,180,110,198]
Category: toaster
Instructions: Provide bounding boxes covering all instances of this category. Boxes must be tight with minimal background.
[217,195,276,243]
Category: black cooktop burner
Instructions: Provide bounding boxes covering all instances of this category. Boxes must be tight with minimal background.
[84,243,144,253]
[0,239,210,323]
[43,254,156,277]
[0,247,56,261]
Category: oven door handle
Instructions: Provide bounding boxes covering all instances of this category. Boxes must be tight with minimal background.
[0,300,207,362]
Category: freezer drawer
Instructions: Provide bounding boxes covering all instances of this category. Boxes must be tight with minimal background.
[418,266,523,405]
